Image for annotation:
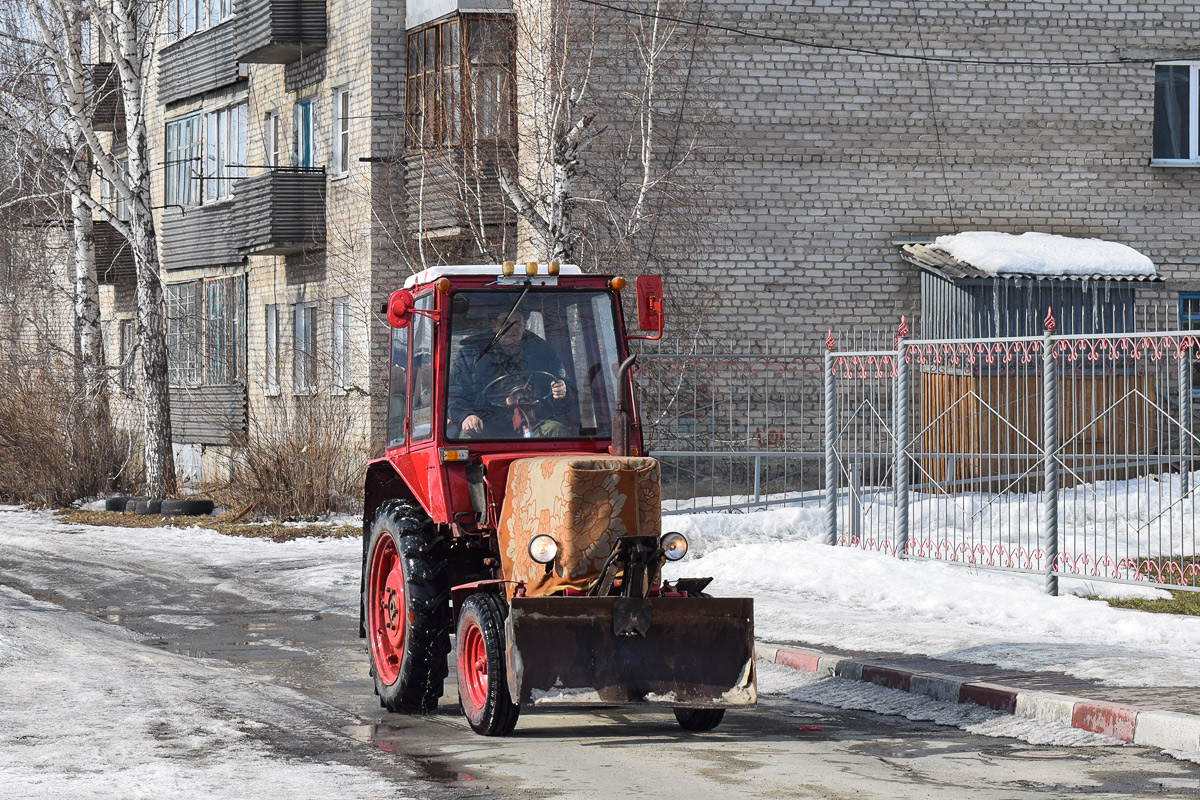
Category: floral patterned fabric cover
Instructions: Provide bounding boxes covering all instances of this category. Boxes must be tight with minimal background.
[498,456,662,598]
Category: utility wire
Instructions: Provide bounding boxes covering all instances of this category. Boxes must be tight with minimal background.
[908,0,959,233]
[574,0,1154,68]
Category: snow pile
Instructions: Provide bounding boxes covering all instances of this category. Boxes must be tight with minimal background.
[931,231,1156,278]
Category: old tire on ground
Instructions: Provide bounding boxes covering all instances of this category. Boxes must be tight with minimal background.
[673,707,725,732]
[365,500,451,713]
[456,592,520,736]
[159,498,214,516]
[104,496,138,512]
[133,499,163,516]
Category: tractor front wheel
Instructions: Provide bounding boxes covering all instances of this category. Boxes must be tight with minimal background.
[365,501,451,713]
[456,593,520,736]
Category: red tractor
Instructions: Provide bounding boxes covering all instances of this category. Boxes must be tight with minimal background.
[360,263,755,735]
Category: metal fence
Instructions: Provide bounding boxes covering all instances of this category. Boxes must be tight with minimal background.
[635,353,825,514]
[826,322,1200,593]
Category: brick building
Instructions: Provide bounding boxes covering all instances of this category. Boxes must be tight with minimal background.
[89,1,1200,479]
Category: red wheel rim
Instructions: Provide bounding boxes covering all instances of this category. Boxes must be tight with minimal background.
[459,618,488,712]
[368,534,405,685]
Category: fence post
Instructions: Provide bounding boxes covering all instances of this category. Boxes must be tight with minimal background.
[753,453,762,506]
[824,347,838,546]
[1042,327,1059,597]
[1181,353,1192,496]
[849,461,863,544]
[894,326,910,557]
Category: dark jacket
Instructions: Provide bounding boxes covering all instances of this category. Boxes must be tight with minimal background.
[447,331,572,430]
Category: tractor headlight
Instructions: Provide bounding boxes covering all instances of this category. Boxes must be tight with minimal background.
[529,535,559,564]
[661,532,688,561]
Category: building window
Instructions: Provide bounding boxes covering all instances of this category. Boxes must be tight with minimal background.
[118,318,137,392]
[264,111,280,168]
[332,88,350,176]
[265,304,280,395]
[293,302,317,393]
[1154,62,1200,164]
[99,163,131,223]
[405,17,513,149]
[167,0,233,42]
[205,276,245,385]
[204,102,247,201]
[293,99,315,168]
[332,296,350,391]
[165,113,202,206]
[166,282,202,386]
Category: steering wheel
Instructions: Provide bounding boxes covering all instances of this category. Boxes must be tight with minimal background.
[482,370,561,408]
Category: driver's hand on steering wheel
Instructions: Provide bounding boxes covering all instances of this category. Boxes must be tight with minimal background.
[461,414,484,434]
[550,379,566,400]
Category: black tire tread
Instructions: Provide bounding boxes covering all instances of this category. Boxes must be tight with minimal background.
[367,500,452,714]
[457,592,520,736]
[674,707,725,732]
[160,498,214,516]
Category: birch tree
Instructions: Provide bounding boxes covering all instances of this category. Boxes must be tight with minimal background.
[1,0,176,496]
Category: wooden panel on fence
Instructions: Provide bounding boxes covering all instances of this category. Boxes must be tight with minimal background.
[919,371,1157,492]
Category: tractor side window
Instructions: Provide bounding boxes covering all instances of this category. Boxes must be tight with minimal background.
[410,293,435,440]
[386,325,408,448]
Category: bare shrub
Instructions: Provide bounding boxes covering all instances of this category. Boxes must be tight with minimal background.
[216,396,363,521]
[0,355,140,506]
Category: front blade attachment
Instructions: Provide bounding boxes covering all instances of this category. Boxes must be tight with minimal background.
[505,596,756,708]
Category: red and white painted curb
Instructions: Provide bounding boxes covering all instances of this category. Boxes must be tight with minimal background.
[757,642,1200,756]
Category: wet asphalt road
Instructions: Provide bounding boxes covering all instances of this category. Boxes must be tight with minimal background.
[3,533,1200,799]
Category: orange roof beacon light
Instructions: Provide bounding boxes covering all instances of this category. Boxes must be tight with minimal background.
[526,261,538,276]
[502,261,515,276]
[609,276,627,291]
[436,277,451,293]
[548,261,561,276]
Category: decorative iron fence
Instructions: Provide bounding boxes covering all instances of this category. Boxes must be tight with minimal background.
[635,353,825,514]
[826,319,1200,593]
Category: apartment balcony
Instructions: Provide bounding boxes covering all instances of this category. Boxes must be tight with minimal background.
[160,201,243,271]
[404,148,512,236]
[235,0,326,64]
[236,168,326,256]
[158,20,241,105]
[93,219,135,284]
[87,63,123,133]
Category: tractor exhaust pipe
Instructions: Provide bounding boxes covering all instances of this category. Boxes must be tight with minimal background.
[611,355,638,457]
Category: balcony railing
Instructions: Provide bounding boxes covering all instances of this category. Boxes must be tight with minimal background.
[235,0,326,64]
[159,168,326,270]
[88,63,123,132]
[158,20,241,105]
[237,167,326,255]
[93,219,135,284]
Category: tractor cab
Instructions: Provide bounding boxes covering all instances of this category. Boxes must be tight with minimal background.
[361,263,754,736]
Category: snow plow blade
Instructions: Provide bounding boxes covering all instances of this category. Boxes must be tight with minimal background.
[505,596,756,707]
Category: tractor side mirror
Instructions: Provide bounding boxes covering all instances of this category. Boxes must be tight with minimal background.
[630,275,664,340]
[387,289,415,328]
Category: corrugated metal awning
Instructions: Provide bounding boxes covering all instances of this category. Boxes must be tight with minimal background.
[898,242,1163,282]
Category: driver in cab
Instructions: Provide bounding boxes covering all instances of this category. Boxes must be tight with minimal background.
[448,308,572,438]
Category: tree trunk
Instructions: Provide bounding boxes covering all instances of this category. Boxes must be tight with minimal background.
[70,157,108,418]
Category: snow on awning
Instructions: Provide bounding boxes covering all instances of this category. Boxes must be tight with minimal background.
[899,231,1160,282]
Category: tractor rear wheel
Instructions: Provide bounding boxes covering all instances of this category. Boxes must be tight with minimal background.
[674,707,726,732]
[365,500,451,713]
[456,593,520,736]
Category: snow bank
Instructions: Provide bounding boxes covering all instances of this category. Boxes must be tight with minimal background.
[931,231,1156,278]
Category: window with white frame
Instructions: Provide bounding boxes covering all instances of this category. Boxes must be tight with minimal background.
[332,88,350,176]
[293,99,315,168]
[1154,62,1200,164]
[165,113,202,206]
[332,296,350,391]
[167,0,233,42]
[293,302,317,393]
[264,111,280,168]
[265,304,280,395]
[205,102,247,201]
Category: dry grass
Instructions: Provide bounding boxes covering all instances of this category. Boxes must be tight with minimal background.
[211,396,364,521]
[1091,589,1200,617]
[56,509,358,542]
[0,356,140,506]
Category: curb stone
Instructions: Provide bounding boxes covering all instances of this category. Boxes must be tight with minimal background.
[756,641,1200,758]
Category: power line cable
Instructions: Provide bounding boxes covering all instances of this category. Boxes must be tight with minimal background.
[907,0,959,232]
[574,0,1155,68]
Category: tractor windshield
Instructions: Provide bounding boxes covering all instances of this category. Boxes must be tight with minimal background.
[447,289,623,441]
